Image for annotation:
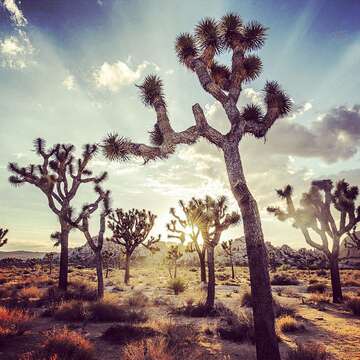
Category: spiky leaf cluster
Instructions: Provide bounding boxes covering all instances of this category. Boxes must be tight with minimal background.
[149,123,164,146]
[137,75,166,108]
[102,133,131,161]
[195,18,222,53]
[0,228,8,247]
[219,13,243,49]
[264,81,292,117]
[175,33,198,67]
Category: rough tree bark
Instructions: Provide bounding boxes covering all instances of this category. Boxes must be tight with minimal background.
[329,255,342,303]
[124,253,131,285]
[58,226,70,291]
[205,246,216,309]
[95,251,104,299]
[199,253,207,283]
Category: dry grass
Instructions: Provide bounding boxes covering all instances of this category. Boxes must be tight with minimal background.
[167,278,186,295]
[18,286,44,299]
[309,293,331,304]
[346,295,360,316]
[276,315,302,333]
[286,342,330,360]
[54,300,87,321]
[240,288,252,307]
[307,283,328,294]
[0,306,32,341]
[271,273,300,286]
[126,290,149,307]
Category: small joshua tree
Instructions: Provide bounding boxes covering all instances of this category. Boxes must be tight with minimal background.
[8,139,108,291]
[191,196,240,309]
[167,200,207,283]
[166,244,183,279]
[102,250,116,278]
[102,13,291,359]
[108,208,160,285]
[0,228,8,247]
[221,239,235,279]
[43,252,55,275]
[268,180,360,303]
[70,189,111,299]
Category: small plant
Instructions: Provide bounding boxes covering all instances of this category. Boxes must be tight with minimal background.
[37,327,95,360]
[18,286,44,300]
[271,274,299,286]
[167,278,186,295]
[54,301,87,322]
[307,283,328,294]
[126,290,149,307]
[102,324,158,343]
[273,300,296,318]
[0,306,32,342]
[276,315,302,333]
[309,293,331,305]
[240,288,252,307]
[346,296,360,316]
[286,342,330,360]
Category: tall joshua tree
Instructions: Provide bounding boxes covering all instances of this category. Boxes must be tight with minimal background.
[167,200,207,283]
[192,196,240,309]
[0,228,8,247]
[221,239,235,279]
[268,180,360,303]
[102,13,290,360]
[8,139,108,291]
[70,189,111,299]
[108,208,160,285]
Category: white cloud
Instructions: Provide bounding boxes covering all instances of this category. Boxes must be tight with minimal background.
[62,75,75,90]
[0,30,34,69]
[93,60,148,91]
[2,0,27,27]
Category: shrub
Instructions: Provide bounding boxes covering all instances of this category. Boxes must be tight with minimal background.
[316,270,327,277]
[217,310,254,343]
[102,324,158,343]
[276,315,302,333]
[126,291,149,307]
[309,293,331,304]
[67,280,97,301]
[121,337,173,360]
[240,288,252,307]
[54,301,87,322]
[18,286,44,300]
[0,306,32,342]
[273,300,296,318]
[346,296,360,316]
[167,278,186,295]
[286,342,330,360]
[38,328,95,360]
[88,300,147,323]
[307,283,328,294]
[271,274,299,286]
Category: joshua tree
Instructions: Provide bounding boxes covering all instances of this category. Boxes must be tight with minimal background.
[102,250,116,278]
[167,200,207,283]
[70,189,111,299]
[221,239,235,279]
[268,180,360,303]
[8,139,108,291]
[108,208,160,284]
[166,244,183,279]
[345,225,360,251]
[102,13,291,359]
[43,252,55,275]
[191,196,240,309]
[0,228,8,247]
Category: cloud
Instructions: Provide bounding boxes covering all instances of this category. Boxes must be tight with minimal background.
[2,0,27,27]
[62,75,75,90]
[0,30,34,69]
[93,60,149,91]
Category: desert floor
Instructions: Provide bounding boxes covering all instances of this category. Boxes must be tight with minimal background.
[0,264,359,360]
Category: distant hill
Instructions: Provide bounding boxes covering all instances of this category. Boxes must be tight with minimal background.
[0,251,47,260]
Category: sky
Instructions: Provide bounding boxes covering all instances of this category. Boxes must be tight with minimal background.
[0,0,359,252]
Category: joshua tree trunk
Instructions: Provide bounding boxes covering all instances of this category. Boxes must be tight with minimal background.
[124,253,131,285]
[329,255,343,303]
[224,145,280,360]
[199,254,207,283]
[58,225,69,291]
[230,256,235,279]
[95,251,104,299]
[205,246,216,309]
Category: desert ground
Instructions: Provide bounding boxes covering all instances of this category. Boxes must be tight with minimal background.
[0,263,359,360]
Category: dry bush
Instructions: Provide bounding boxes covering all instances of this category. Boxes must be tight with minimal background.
[0,306,32,342]
[126,290,149,307]
[167,278,186,295]
[276,315,303,333]
[240,288,252,307]
[217,309,254,343]
[346,296,360,316]
[286,342,331,360]
[121,337,173,360]
[24,327,95,360]
[54,300,87,321]
[271,273,299,286]
[309,293,331,304]
[18,286,44,300]
[307,283,328,294]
